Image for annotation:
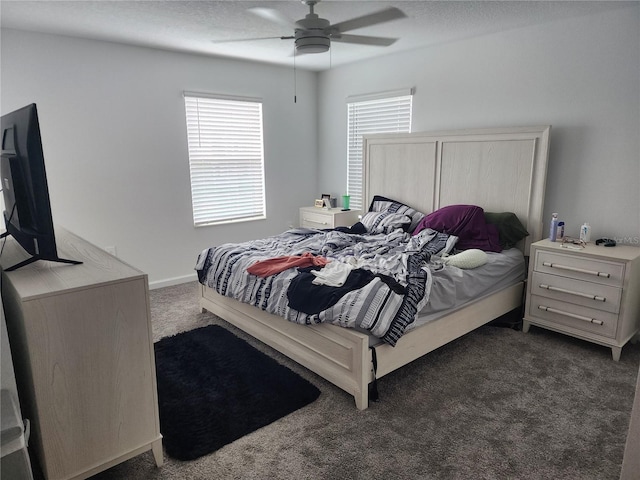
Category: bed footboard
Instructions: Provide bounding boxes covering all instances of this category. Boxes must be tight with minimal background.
[199,281,524,410]
[200,284,373,409]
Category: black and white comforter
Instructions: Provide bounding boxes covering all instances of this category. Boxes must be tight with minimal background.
[196,227,456,346]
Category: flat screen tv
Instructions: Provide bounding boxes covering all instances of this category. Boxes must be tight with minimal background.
[0,103,81,271]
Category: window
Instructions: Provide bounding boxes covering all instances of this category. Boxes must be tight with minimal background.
[184,92,266,227]
[346,90,413,210]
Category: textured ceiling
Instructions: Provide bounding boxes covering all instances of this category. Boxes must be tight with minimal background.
[0,1,629,71]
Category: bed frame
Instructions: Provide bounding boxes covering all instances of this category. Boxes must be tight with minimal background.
[200,126,551,409]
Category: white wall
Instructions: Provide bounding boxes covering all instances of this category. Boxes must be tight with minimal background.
[318,5,640,243]
[1,30,318,287]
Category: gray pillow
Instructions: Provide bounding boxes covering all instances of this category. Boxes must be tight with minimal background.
[368,195,425,233]
[484,212,529,248]
[360,211,412,234]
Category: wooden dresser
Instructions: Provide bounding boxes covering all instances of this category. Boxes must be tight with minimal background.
[1,228,162,479]
[524,239,640,361]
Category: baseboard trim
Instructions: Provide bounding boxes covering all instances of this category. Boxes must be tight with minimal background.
[149,273,198,290]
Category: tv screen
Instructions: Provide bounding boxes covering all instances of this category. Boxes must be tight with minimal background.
[0,103,81,271]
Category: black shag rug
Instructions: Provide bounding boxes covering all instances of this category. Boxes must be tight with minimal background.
[154,325,321,460]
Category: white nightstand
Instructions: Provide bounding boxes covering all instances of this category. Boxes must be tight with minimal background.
[523,239,640,361]
[299,207,361,229]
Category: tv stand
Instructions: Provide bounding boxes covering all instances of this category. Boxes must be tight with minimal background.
[0,231,83,271]
[1,253,83,272]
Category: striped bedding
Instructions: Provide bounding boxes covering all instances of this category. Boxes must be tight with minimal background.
[195,227,455,346]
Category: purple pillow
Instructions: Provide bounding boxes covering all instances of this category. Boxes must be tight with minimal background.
[413,204,502,252]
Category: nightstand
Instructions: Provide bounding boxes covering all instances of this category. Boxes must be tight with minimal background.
[299,207,361,229]
[523,239,640,361]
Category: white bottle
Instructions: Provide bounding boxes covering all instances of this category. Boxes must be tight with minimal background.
[580,222,591,243]
[549,213,559,242]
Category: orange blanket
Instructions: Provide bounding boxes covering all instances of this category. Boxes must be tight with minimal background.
[247,252,329,278]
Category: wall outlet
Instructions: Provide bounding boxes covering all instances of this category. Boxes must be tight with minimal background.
[104,246,117,257]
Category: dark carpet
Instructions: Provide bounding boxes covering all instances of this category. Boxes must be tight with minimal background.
[91,282,639,479]
[154,325,321,460]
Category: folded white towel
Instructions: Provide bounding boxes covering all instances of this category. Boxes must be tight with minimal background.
[311,261,355,287]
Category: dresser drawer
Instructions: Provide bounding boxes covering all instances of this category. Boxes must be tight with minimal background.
[534,250,624,287]
[300,210,334,228]
[529,295,618,338]
[530,271,622,314]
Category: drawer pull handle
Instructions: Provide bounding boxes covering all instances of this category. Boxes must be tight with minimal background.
[537,305,603,325]
[303,218,329,225]
[538,284,606,302]
[542,261,610,278]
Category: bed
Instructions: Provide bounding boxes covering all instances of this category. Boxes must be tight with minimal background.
[198,126,551,409]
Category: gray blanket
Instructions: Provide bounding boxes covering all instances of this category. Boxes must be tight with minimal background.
[196,227,455,346]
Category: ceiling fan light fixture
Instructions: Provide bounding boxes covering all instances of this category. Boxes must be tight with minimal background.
[246,1,405,57]
[295,35,330,53]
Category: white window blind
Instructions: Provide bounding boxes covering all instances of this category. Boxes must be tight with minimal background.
[347,91,412,210]
[184,93,266,227]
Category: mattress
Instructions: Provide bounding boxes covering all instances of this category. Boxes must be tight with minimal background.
[360,248,524,344]
[416,247,526,324]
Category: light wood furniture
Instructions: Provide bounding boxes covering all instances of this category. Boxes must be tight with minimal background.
[523,239,640,361]
[1,228,163,480]
[201,125,551,409]
[299,206,361,229]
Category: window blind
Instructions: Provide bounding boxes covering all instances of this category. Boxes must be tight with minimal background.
[184,94,266,227]
[346,93,412,210]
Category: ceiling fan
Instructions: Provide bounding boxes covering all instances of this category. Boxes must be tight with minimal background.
[236,0,406,55]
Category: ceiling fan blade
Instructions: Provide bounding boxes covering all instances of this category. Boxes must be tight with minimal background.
[330,7,406,34]
[249,7,297,30]
[331,34,398,47]
[212,36,294,45]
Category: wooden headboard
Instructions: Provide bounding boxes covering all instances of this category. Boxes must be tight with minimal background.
[362,126,551,255]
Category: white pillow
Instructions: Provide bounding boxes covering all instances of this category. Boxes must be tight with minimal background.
[360,211,411,234]
[442,249,488,269]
